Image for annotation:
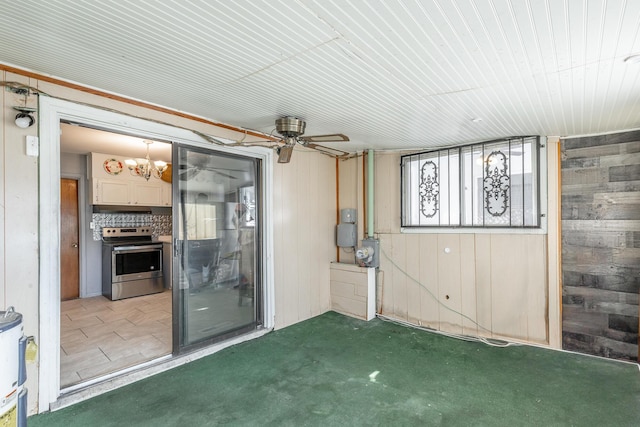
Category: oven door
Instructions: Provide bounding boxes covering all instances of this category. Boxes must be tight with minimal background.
[112,244,163,283]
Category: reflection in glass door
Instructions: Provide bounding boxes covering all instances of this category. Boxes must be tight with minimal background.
[172,144,261,351]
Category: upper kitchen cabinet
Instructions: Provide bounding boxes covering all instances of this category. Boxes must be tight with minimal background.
[162,184,172,206]
[94,179,130,205]
[89,153,172,206]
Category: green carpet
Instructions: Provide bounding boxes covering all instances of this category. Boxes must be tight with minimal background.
[30,311,640,426]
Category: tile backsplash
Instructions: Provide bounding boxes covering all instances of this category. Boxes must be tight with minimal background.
[92,213,172,240]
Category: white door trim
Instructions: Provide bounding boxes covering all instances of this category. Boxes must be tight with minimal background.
[38,96,275,412]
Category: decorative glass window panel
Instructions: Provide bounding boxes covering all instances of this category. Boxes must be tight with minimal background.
[402,149,462,226]
[401,136,540,228]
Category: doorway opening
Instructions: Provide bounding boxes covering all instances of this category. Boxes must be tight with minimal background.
[40,96,274,410]
[59,124,174,389]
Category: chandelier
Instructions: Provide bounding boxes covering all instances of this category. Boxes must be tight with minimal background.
[125,140,168,181]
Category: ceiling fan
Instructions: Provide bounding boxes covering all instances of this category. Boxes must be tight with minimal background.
[274,116,349,163]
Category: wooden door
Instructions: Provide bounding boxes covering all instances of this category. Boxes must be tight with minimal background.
[60,178,80,300]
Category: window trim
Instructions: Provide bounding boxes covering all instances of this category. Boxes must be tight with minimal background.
[400,136,548,234]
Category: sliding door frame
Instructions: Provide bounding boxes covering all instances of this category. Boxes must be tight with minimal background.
[172,142,264,354]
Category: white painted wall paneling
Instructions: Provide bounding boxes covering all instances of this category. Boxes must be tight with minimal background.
[1,70,41,414]
[272,148,334,329]
[379,232,548,344]
[337,155,365,264]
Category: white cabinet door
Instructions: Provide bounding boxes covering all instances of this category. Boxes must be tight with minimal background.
[162,183,172,206]
[96,179,131,205]
[133,181,163,206]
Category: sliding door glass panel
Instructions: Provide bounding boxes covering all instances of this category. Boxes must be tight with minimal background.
[173,144,260,351]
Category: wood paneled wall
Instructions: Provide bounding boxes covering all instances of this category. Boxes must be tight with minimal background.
[378,232,548,343]
[273,149,335,329]
[337,154,365,263]
[1,71,41,414]
[373,152,550,344]
[561,130,640,361]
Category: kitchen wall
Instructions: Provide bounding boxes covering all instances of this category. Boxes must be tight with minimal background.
[0,69,337,413]
[90,212,172,241]
[337,146,562,346]
[561,130,640,362]
[60,152,100,297]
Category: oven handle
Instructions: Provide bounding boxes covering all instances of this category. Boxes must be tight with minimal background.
[113,244,163,252]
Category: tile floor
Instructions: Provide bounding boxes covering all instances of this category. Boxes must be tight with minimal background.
[60,290,172,388]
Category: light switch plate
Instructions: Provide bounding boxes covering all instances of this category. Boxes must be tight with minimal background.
[26,135,39,157]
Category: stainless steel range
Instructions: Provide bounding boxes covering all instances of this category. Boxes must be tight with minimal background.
[102,226,163,300]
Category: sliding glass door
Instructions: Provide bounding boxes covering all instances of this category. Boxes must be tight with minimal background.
[172,144,261,351]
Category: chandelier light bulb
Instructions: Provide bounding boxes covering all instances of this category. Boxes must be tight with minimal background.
[125,140,166,180]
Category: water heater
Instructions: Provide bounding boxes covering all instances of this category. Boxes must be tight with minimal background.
[0,307,27,427]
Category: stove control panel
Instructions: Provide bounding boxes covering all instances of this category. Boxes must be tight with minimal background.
[102,227,153,238]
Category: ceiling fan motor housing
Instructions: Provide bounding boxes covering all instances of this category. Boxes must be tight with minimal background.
[276,116,306,138]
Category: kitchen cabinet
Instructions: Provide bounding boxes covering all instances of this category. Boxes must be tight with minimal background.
[90,152,172,206]
[134,181,163,206]
[162,184,172,206]
[93,179,131,205]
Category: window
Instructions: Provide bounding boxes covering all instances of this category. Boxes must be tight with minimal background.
[401,136,541,228]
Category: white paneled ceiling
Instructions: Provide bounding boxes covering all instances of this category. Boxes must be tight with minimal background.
[1,0,639,152]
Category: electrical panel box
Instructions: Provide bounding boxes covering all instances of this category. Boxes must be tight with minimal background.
[336,223,357,247]
[340,208,357,224]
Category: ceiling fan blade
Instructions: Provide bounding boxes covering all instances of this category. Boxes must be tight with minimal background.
[179,168,201,180]
[179,163,238,179]
[303,143,350,157]
[277,145,294,163]
[212,170,238,179]
[299,134,349,143]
